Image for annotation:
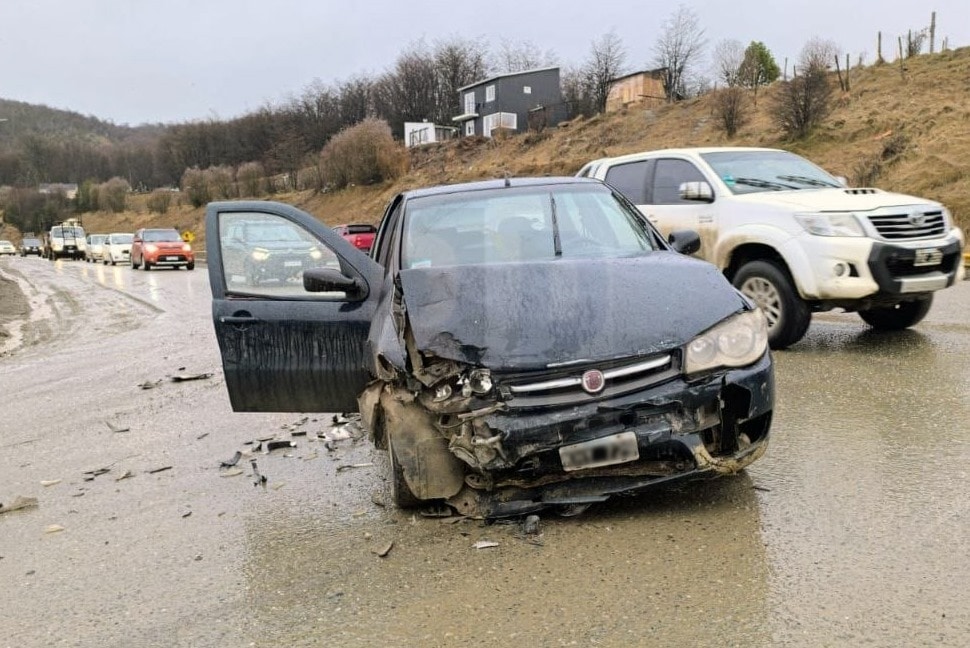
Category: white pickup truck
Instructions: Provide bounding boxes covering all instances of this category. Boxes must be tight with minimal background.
[579,147,965,348]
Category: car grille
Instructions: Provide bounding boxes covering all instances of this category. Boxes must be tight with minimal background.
[500,352,680,409]
[867,210,947,240]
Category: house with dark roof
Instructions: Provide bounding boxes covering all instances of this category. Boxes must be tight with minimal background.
[452,67,564,138]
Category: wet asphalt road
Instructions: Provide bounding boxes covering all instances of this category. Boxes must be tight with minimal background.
[1,255,969,647]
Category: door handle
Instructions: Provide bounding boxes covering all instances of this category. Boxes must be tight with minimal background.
[220,314,259,325]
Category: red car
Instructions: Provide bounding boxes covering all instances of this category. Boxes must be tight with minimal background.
[334,224,376,253]
[131,228,195,271]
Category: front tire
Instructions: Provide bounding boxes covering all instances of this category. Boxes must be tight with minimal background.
[859,296,932,330]
[733,260,811,350]
[131,256,139,269]
[186,262,195,271]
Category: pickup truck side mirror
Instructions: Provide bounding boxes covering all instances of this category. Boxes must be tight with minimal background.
[303,267,367,300]
[667,229,701,256]
[679,181,714,203]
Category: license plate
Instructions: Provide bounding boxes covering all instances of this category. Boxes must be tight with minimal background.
[559,431,639,472]
[283,260,302,267]
[164,256,179,261]
[913,248,943,267]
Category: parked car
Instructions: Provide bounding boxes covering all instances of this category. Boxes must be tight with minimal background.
[85,234,107,263]
[0,240,16,255]
[221,217,327,287]
[578,147,966,348]
[19,237,43,256]
[205,178,773,518]
[334,223,376,253]
[130,228,194,270]
[44,223,86,260]
[102,233,133,265]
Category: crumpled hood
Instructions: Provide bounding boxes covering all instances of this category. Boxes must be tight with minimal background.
[734,188,943,212]
[399,254,748,370]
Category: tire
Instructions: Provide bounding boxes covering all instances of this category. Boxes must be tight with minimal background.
[388,436,421,509]
[131,255,139,269]
[186,262,195,271]
[733,260,811,350]
[143,260,152,271]
[859,296,932,330]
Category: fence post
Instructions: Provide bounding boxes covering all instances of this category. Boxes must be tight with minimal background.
[930,11,936,53]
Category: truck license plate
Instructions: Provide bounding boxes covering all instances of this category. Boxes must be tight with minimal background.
[913,248,943,267]
[559,431,639,472]
[284,260,302,267]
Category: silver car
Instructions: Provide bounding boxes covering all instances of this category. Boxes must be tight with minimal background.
[85,234,107,263]
[102,233,133,265]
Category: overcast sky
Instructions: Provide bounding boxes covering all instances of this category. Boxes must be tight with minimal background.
[2,0,965,126]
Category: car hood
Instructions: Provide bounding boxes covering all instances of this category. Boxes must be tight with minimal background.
[734,187,942,212]
[398,254,748,370]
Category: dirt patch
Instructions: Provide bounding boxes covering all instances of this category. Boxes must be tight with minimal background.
[0,272,30,349]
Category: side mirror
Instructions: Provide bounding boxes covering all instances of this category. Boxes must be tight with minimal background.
[679,181,714,203]
[303,267,366,300]
[668,229,701,255]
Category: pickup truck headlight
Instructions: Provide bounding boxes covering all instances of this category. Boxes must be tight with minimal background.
[251,248,270,261]
[685,310,768,375]
[794,212,865,237]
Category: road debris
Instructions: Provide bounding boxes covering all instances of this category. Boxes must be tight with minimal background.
[219,468,244,478]
[336,463,373,472]
[265,440,296,452]
[220,451,242,468]
[250,459,267,488]
[181,511,192,518]
[522,514,541,535]
[473,540,499,550]
[44,524,65,534]
[138,379,162,390]
[114,471,134,482]
[147,466,173,474]
[373,541,394,558]
[170,372,213,383]
[196,432,209,440]
[303,451,319,461]
[0,495,39,514]
[271,482,285,491]
[104,420,131,433]
[370,493,386,508]
[40,479,62,488]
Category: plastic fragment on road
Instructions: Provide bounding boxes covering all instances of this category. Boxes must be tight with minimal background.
[336,463,374,472]
[219,468,244,477]
[265,440,296,452]
[147,466,173,474]
[138,379,162,390]
[373,541,394,558]
[105,421,130,433]
[473,540,499,550]
[0,495,39,514]
[170,372,213,383]
[44,524,65,534]
[250,459,267,488]
[40,480,61,487]
[114,471,134,482]
[220,451,242,468]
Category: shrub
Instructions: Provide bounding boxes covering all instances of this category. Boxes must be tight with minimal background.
[147,189,172,214]
[180,167,210,208]
[204,165,235,199]
[712,87,748,137]
[318,118,409,190]
[100,177,130,213]
[771,64,832,139]
[236,162,266,197]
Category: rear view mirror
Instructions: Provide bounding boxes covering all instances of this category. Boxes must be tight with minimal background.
[303,267,366,300]
[668,229,701,255]
[679,181,714,203]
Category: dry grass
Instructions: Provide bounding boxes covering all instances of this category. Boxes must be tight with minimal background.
[79,46,970,250]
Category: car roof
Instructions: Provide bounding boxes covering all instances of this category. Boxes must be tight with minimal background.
[598,146,786,165]
[400,176,603,200]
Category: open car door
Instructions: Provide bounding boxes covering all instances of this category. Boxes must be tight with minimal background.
[206,201,383,413]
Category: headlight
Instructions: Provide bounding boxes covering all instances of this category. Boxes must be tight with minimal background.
[794,212,865,237]
[145,244,159,253]
[310,248,323,260]
[251,249,270,261]
[685,310,768,375]
[182,243,192,252]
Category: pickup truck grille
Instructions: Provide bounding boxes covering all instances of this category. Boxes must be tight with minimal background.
[868,210,947,240]
[500,352,680,409]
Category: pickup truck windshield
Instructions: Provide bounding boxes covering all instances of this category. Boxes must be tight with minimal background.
[700,150,842,195]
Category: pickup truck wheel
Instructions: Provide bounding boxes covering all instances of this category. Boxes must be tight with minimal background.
[859,296,932,330]
[388,436,421,509]
[734,260,811,349]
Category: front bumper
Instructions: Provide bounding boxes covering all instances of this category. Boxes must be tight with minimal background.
[446,353,774,517]
[147,252,193,266]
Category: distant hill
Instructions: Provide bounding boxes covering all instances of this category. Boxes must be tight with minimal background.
[0,98,163,146]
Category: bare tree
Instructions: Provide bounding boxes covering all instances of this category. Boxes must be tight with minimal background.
[653,5,706,101]
[712,87,748,137]
[772,40,833,139]
[712,39,745,87]
[798,37,840,73]
[493,38,557,73]
[583,31,627,113]
[433,37,490,124]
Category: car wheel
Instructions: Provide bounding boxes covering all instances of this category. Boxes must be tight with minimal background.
[859,296,933,330]
[186,262,195,271]
[143,260,152,271]
[388,436,421,509]
[733,260,810,350]
[131,256,139,269]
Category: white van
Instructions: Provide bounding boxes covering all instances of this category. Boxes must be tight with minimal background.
[579,147,965,348]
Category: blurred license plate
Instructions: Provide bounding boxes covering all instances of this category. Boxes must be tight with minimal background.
[559,431,639,472]
[284,261,302,267]
[165,256,179,261]
[913,248,942,267]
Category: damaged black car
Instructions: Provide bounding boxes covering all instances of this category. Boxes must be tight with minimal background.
[205,178,773,518]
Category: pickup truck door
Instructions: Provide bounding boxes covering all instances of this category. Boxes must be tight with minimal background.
[206,201,384,413]
[641,158,718,262]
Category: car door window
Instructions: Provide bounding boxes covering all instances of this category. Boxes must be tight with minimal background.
[604,160,652,204]
[650,159,707,205]
[217,211,341,298]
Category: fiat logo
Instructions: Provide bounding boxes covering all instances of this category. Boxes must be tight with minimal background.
[581,369,606,394]
[908,211,927,226]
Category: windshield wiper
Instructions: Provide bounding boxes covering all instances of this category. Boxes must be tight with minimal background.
[732,177,799,190]
[549,193,563,257]
[776,174,840,188]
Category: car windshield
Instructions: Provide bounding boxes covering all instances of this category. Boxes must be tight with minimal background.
[23,238,41,245]
[143,230,181,242]
[402,183,658,268]
[700,150,843,195]
[52,227,84,238]
[110,234,133,244]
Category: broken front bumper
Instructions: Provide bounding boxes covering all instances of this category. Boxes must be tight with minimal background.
[444,353,774,518]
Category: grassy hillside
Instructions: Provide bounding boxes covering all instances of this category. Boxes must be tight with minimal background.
[17,46,970,251]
